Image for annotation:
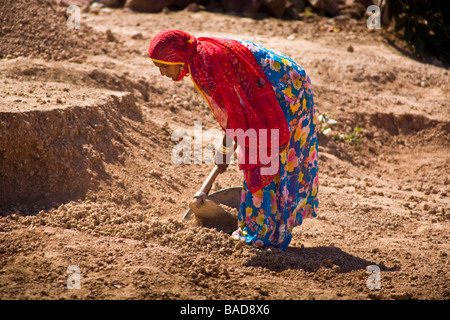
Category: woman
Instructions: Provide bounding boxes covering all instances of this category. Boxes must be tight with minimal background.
[149,30,318,251]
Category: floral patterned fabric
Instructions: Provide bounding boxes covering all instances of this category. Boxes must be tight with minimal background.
[231,40,319,251]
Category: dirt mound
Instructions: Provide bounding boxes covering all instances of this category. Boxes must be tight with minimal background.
[0,0,119,61]
[0,91,139,213]
[2,59,152,102]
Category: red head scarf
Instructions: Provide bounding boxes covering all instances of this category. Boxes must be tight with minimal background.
[148,30,196,81]
[149,29,290,193]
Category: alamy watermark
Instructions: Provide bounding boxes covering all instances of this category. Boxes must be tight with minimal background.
[66,265,81,289]
[171,121,280,175]
[366,265,381,290]
[366,5,381,30]
[66,5,81,30]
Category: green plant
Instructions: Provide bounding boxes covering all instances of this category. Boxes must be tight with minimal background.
[318,112,338,135]
[390,0,450,62]
[334,127,363,147]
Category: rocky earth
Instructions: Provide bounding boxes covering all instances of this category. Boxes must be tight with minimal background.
[0,0,449,301]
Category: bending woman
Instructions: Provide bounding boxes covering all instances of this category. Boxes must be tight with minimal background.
[148,30,318,251]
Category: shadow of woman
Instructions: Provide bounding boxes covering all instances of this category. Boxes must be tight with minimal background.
[244,245,397,273]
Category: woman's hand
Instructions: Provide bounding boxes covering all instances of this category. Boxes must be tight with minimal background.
[215,149,230,173]
[215,135,235,174]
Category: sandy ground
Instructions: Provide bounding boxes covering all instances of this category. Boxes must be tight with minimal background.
[0,4,449,302]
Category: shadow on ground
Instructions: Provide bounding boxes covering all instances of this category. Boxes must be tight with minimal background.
[245,245,396,273]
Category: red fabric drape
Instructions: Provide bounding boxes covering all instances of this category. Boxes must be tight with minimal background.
[149,30,289,192]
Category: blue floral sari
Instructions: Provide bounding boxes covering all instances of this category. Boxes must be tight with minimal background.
[231,40,319,251]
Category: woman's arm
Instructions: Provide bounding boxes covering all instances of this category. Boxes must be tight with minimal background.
[215,133,236,173]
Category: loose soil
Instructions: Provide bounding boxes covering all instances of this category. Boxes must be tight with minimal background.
[0,2,449,300]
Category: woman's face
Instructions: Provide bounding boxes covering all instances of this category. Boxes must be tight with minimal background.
[153,61,183,80]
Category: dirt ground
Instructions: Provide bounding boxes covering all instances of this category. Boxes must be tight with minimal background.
[0,2,449,301]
